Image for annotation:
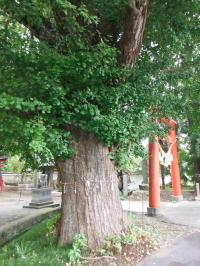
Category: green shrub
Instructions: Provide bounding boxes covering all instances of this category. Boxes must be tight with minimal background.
[68,234,88,265]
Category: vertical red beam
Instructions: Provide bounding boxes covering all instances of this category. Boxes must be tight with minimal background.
[0,168,4,192]
[168,120,183,201]
[0,158,6,192]
[148,140,160,216]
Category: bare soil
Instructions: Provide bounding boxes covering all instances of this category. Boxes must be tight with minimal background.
[80,211,195,266]
[81,236,154,266]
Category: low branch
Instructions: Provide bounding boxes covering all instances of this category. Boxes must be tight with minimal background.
[81,255,116,261]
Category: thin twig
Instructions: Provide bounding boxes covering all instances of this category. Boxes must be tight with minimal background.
[81,255,116,261]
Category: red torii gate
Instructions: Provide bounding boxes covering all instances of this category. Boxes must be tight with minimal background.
[147,119,183,216]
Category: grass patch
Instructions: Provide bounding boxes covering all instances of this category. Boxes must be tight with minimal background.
[0,215,71,266]
[0,212,156,266]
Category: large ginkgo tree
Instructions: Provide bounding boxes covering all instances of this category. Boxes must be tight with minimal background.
[0,0,199,248]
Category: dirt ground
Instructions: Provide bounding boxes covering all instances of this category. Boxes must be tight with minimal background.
[80,211,195,266]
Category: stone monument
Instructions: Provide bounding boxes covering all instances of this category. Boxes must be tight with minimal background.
[24,172,59,209]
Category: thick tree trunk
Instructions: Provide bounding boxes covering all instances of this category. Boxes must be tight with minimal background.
[159,140,167,190]
[56,128,125,249]
[195,157,200,184]
[118,170,123,191]
[161,165,166,190]
[189,132,200,184]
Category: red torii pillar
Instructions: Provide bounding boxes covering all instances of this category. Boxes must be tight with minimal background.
[147,119,183,216]
[0,158,6,192]
[167,119,183,201]
[147,138,160,216]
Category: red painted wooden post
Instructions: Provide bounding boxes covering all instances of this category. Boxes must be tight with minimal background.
[0,157,7,192]
[147,139,160,216]
[168,120,183,201]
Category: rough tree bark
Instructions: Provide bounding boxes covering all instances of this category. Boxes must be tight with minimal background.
[119,0,148,67]
[56,128,125,249]
[161,165,166,190]
[188,122,200,184]
[194,157,200,183]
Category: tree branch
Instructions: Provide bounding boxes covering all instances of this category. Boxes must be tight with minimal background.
[0,0,149,68]
[119,0,149,68]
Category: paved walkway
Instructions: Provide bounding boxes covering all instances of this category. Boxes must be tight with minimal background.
[0,190,61,226]
[139,232,200,266]
[0,190,61,245]
[122,200,200,228]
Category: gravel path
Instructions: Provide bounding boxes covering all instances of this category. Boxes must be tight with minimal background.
[129,212,197,249]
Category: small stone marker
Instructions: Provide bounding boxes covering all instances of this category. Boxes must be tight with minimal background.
[139,159,149,191]
[123,174,128,197]
[195,183,200,201]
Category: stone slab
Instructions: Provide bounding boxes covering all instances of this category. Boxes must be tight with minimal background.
[23,203,60,209]
[30,201,54,206]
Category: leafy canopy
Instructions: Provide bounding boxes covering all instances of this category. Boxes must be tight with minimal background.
[0,0,199,167]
